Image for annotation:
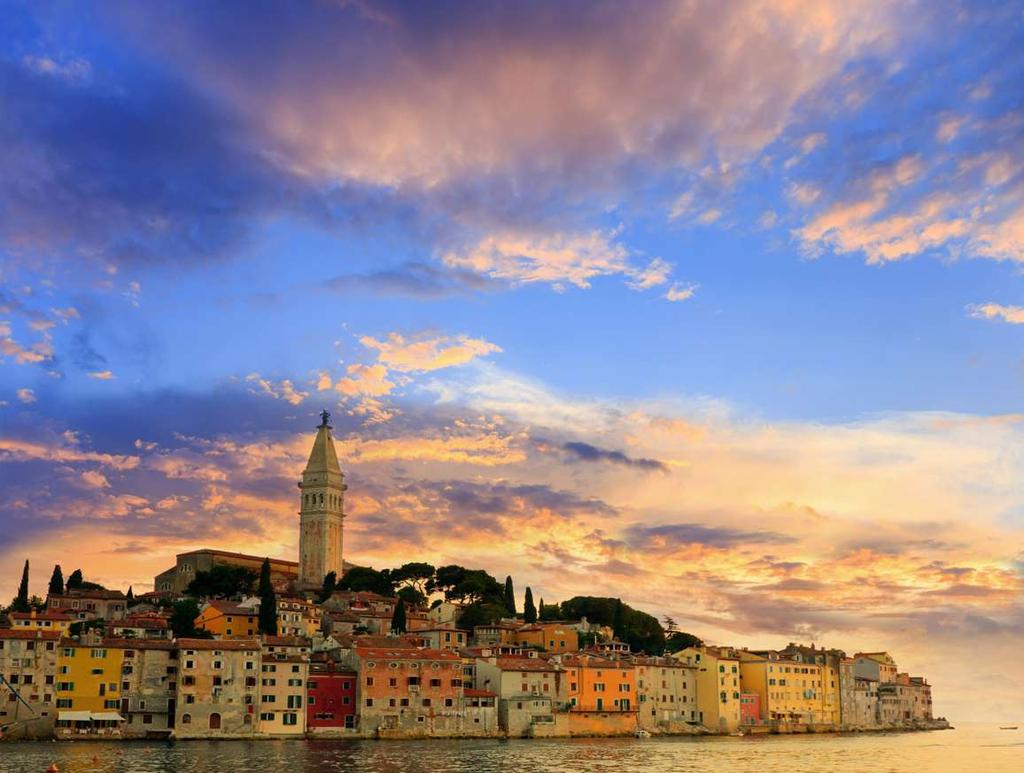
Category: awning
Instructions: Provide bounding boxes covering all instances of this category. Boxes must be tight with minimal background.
[58,711,93,722]
[90,712,125,722]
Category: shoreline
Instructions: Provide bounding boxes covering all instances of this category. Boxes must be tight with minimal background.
[3,720,953,743]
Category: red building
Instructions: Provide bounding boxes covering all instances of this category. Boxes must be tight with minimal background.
[740,692,761,724]
[306,658,358,731]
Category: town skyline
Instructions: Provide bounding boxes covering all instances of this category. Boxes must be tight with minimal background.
[2,1,1023,726]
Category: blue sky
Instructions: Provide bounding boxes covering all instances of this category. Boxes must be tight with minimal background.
[1,0,1023,720]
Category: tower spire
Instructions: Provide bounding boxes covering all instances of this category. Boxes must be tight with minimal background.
[298,412,346,589]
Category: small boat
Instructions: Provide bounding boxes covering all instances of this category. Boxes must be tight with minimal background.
[998,726,1018,730]
[634,728,651,738]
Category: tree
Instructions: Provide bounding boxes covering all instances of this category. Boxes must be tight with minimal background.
[456,602,507,629]
[48,565,64,597]
[319,571,338,603]
[523,587,537,623]
[126,586,135,604]
[257,558,278,636]
[391,562,435,600]
[612,599,625,640]
[390,599,407,634]
[66,569,84,591]
[664,631,703,653]
[429,565,503,606]
[560,596,666,654]
[539,601,560,621]
[337,566,395,596]
[503,575,516,616]
[396,585,426,607]
[185,565,257,599]
[663,615,678,633]
[12,560,30,613]
[170,598,203,638]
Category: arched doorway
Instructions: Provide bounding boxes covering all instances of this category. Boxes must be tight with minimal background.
[209,712,222,730]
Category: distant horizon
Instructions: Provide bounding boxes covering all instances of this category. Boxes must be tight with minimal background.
[2,0,1022,725]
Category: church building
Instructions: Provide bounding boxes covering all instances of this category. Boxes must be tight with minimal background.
[154,411,347,594]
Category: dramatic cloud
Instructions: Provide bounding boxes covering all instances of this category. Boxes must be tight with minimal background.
[360,332,502,373]
[558,440,667,471]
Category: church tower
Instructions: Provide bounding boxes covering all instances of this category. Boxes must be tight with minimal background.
[298,410,346,589]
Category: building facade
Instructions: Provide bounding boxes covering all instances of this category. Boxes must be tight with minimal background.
[175,638,260,737]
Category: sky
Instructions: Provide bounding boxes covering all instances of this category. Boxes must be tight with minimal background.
[1,0,1023,721]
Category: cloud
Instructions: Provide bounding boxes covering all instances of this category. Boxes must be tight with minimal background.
[967,303,1024,325]
[16,388,36,404]
[245,373,308,404]
[323,261,492,299]
[332,363,395,397]
[665,282,698,302]
[88,370,116,380]
[442,230,639,291]
[79,470,111,489]
[0,436,139,470]
[0,321,54,365]
[558,440,667,471]
[359,332,501,373]
[624,522,795,550]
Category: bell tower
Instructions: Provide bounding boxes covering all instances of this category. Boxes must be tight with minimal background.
[298,410,346,589]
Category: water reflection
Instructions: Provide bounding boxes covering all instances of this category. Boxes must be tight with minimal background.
[1,725,1020,773]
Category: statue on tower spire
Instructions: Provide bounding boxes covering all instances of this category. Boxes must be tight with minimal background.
[318,409,332,428]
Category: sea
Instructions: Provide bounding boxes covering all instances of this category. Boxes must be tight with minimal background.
[0,724,1019,773]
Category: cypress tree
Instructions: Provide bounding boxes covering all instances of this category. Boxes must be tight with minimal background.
[503,575,516,616]
[48,565,64,597]
[320,571,337,603]
[257,558,278,636]
[126,586,134,604]
[523,586,537,623]
[390,599,407,634]
[67,569,84,590]
[13,560,30,613]
[612,598,626,641]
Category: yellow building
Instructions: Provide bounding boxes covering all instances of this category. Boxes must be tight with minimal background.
[9,610,74,636]
[195,601,259,639]
[674,646,741,732]
[56,640,125,713]
[513,623,579,654]
[738,650,827,725]
[778,643,843,727]
[258,654,308,735]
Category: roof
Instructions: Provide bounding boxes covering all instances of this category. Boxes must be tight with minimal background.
[178,638,259,651]
[203,600,256,616]
[304,422,342,475]
[465,688,497,697]
[116,617,169,629]
[51,589,126,600]
[262,635,312,647]
[0,628,61,640]
[175,549,299,569]
[494,657,559,672]
[355,647,460,661]
[10,611,74,621]
[103,638,175,650]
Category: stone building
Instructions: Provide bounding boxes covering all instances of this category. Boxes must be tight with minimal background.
[633,655,698,729]
[0,629,60,739]
[153,549,298,595]
[474,656,566,737]
[48,589,127,622]
[258,653,307,736]
[175,638,260,738]
[298,411,346,589]
[116,639,177,738]
[348,646,466,736]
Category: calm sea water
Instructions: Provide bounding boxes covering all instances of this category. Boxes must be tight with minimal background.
[1,725,1020,773]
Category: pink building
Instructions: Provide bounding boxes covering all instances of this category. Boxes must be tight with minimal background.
[740,692,760,724]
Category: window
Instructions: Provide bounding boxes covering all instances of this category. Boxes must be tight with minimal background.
[283,713,297,726]
[181,713,192,725]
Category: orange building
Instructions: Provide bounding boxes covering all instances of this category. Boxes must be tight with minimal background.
[560,653,637,713]
[350,646,464,735]
[513,623,579,654]
[194,601,259,639]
